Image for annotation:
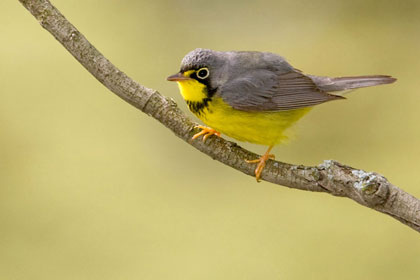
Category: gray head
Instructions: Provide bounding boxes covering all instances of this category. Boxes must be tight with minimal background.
[167,48,230,94]
[180,48,220,71]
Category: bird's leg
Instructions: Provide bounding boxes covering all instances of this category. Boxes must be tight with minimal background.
[192,125,221,142]
[245,146,275,182]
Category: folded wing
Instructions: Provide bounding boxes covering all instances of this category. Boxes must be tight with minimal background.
[219,70,342,111]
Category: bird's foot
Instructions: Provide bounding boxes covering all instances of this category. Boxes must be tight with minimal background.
[192,125,221,142]
[245,147,274,182]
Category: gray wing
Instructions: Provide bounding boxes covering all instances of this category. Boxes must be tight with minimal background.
[218,69,343,111]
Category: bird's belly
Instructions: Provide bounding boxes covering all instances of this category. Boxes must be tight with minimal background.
[198,97,312,146]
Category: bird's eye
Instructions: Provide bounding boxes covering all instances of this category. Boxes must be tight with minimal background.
[196,68,210,79]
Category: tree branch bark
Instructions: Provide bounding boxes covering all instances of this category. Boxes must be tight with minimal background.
[18,0,420,232]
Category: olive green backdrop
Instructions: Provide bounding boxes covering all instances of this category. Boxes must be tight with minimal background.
[1,0,420,279]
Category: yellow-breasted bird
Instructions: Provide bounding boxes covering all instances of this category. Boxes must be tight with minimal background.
[167,48,396,181]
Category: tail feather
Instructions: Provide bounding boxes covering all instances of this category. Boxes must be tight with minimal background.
[309,75,397,92]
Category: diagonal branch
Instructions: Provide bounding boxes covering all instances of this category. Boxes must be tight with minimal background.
[18,0,420,232]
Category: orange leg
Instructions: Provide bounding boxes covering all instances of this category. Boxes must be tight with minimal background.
[192,125,221,142]
[245,146,275,182]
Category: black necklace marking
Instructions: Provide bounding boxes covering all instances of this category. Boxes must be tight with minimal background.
[186,97,212,116]
[183,68,218,115]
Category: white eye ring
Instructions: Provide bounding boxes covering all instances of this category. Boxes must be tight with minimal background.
[196,67,210,79]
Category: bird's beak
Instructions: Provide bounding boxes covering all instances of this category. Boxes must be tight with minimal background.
[167,72,192,82]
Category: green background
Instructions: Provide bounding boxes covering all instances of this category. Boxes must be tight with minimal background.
[2,0,420,279]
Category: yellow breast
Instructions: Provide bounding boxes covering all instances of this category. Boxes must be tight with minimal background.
[202,97,311,145]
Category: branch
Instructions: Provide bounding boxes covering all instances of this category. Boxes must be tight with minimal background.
[19,0,420,232]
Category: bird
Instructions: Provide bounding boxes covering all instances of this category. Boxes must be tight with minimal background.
[167,48,396,181]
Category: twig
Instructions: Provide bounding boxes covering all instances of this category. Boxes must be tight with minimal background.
[18,0,420,233]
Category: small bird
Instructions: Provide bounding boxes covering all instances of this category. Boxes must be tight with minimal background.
[167,48,396,181]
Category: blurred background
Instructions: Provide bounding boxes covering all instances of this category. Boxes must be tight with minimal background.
[1,0,420,279]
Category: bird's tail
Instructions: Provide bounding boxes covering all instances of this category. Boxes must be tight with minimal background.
[309,75,397,92]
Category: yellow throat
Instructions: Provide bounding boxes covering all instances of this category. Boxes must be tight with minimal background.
[176,70,208,102]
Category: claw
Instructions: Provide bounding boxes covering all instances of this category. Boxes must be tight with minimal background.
[192,125,221,142]
[245,146,274,182]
